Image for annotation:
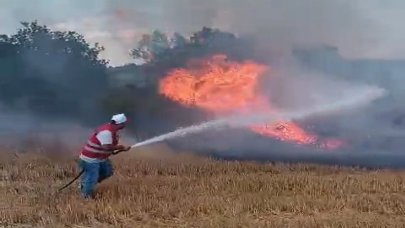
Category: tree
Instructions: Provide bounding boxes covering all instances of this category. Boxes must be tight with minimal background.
[171,32,187,49]
[130,30,170,63]
[0,21,109,125]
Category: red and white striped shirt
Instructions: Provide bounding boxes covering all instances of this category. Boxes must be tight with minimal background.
[79,123,119,163]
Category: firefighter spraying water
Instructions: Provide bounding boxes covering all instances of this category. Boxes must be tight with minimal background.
[58,82,384,198]
[60,114,132,199]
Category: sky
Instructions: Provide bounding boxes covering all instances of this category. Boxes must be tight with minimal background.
[1,0,405,66]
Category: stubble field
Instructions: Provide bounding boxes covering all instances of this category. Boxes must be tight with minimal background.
[1,144,405,227]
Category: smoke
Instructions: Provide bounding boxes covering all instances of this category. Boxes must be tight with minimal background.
[166,54,405,168]
[160,0,381,59]
[100,0,404,167]
[2,0,405,168]
[0,109,91,153]
[2,0,386,65]
[99,0,383,65]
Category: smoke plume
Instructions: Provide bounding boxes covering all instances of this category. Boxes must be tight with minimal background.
[2,0,384,65]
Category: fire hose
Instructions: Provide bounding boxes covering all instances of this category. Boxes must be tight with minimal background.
[57,149,126,192]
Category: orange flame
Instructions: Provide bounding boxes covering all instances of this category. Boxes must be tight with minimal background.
[159,54,344,149]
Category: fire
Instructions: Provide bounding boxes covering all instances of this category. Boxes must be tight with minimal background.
[159,54,343,149]
[160,55,268,113]
[250,122,317,144]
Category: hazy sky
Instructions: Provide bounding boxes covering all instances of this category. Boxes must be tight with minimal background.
[1,0,405,66]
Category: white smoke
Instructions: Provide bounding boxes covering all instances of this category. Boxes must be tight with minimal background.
[2,0,401,65]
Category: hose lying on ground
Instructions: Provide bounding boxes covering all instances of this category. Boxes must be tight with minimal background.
[57,149,124,193]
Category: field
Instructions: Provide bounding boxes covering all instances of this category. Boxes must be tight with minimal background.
[2,144,405,227]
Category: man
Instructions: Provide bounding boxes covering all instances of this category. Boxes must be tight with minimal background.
[78,113,131,199]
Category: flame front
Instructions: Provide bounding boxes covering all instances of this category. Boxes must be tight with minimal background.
[159,54,343,149]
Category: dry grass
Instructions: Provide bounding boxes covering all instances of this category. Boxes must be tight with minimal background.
[2,144,405,227]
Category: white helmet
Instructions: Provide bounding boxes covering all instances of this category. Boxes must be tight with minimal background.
[111,113,127,124]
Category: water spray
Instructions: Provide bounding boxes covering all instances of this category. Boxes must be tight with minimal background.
[128,86,386,149]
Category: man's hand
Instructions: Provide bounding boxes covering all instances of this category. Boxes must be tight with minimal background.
[116,145,124,150]
[117,145,131,152]
[122,146,131,152]
[111,145,131,155]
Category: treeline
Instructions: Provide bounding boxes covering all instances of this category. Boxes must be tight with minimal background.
[0,21,259,137]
